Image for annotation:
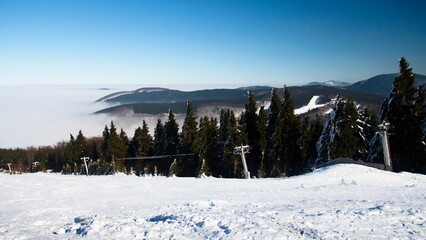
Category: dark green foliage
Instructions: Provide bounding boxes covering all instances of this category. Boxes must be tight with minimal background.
[153,119,168,175]
[199,117,220,176]
[303,115,324,170]
[273,86,303,176]
[64,130,87,172]
[257,106,268,177]
[127,120,153,175]
[264,89,281,177]
[220,110,244,178]
[164,110,179,155]
[331,99,360,159]
[241,91,263,177]
[317,98,363,165]
[369,58,426,173]
[101,121,127,164]
[178,101,200,177]
[101,125,109,160]
[153,119,165,155]
[154,110,179,176]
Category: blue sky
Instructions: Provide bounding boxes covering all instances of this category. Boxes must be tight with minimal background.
[1,0,425,87]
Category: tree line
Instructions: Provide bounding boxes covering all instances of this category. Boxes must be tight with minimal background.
[1,58,425,176]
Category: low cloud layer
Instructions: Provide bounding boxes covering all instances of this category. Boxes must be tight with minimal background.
[0,85,147,148]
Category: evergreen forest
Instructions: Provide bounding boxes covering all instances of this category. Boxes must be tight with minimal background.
[1,58,425,177]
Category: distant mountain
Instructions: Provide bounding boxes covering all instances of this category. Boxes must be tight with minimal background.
[305,80,351,87]
[346,73,426,96]
[95,85,385,116]
[96,87,272,104]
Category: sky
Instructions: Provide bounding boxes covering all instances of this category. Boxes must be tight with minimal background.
[1,0,426,87]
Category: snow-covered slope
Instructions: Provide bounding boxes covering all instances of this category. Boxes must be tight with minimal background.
[1,164,425,239]
[294,96,327,115]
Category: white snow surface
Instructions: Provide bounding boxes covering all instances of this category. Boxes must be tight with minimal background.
[1,164,426,239]
[294,96,327,115]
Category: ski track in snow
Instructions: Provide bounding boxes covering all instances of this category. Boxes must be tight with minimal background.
[1,164,426,239]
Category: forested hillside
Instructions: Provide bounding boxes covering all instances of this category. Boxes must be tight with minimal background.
[1,58,425,176]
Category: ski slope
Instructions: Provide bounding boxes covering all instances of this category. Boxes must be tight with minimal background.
[1,164,425,239]
[294,96,327,115]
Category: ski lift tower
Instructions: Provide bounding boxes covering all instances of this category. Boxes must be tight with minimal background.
[7,163,12,174]
[378,120,393,171]
[80,157,90,176]
[233,145,250,179]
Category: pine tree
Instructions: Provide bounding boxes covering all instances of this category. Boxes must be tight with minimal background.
[153,119,165,155]
[241,90,262,177]
[129,127,143,157]
[257,106,267,177]
[316,98,369,166]
[102,121,125,163]
[75,130,87,158]
[163,110,179,175]
[101,125,109,160]
[178,101,200,177]
[164,109,179,155]
[355,107,377,160]
[331,99,360,159]
[221,110,243,178]
[264,89,281,177]
[153,119,167,175]
[219,109,231,143]
[306,115,324,169]
[199,117,219,176]
[273,86,303,176]
[368,57,426,173]
[65,134,77,172]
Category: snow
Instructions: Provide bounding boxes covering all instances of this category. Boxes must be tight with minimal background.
[1,164,426,239]
[294,96,327,115]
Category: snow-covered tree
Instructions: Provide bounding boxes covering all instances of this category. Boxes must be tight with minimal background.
[301,115,324,171]
[316,98,372,166]
[367,57,426,173]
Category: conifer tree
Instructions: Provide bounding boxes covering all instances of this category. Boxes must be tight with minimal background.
[199,117,219,176]
[153,119,165,155]
[368,57,426,173]
[75,130,87,158]
[273,86,303,176]
[164,109,179,155]
[178,101,200,176]
[221,110,243,178]
[163,110,179,174]
[102,121,125,163]
[316,98,369,166]
[101,125,109,160]
[331,99,360,159]
[65,134,77,171]
[305,115,324,169]
[129,127,143,157]
[153,119,167,175]
[128,121,153,175]
[241,90,262,177]
[264,89,281,177]
[219,109,231,143]
[257,106,268,177]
